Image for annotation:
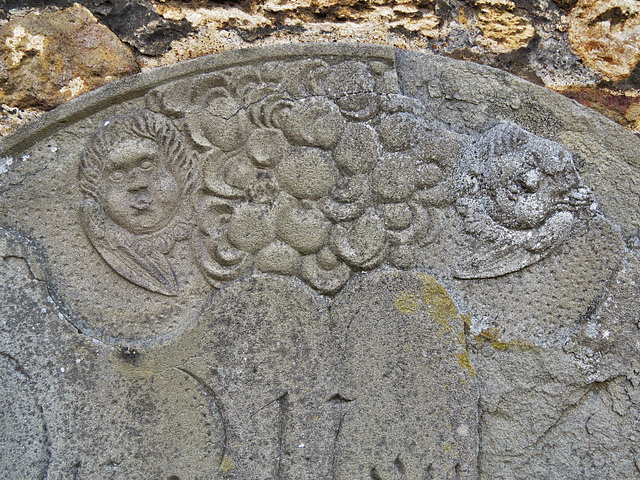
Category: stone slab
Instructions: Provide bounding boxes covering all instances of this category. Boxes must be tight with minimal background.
[0,43,639,479]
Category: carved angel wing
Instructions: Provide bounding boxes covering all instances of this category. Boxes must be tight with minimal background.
[97,242,179,296]
[455,202,577,279]
[455,242,546,279]
[80,202,179,296]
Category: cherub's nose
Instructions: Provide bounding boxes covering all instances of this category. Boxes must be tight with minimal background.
[521,170,541,192]
[127,168,149,191]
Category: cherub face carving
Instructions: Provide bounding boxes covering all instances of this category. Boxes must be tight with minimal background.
[454,122,592,279]
[78,110,196,296]
[483,143,578,230]
[461,123,581,232]
[100,138,180,235]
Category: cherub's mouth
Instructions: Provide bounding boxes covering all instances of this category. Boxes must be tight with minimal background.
[506,184,522,202]
[131,197,153,211]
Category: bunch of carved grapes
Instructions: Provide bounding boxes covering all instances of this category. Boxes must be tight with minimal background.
[174,60,458,294]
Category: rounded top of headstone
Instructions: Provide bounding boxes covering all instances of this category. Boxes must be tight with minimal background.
[1,43,638,346]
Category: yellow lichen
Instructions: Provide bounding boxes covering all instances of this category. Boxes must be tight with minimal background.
[491,339,538,351]
[394,273,476,377]
[476,327,502,341]
[442,441,455,455]
[220,455,234,473]
[394,290,423,314]
[455,351,477,377]
[475,327,539,351]
[417,273,459,323]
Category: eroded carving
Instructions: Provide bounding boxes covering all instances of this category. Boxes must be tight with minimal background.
[454,122,594,279]
[79,58,594,296]
[1,46,629,480]
[141,59,453,294]
[194,274,341,479]
[333,271,478,480]
[78,110,196,296]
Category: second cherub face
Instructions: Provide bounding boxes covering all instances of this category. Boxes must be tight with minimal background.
[100,138,181,235]
[482,141,579,231]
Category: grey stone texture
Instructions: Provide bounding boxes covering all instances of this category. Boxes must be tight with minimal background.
[0,44,639,479]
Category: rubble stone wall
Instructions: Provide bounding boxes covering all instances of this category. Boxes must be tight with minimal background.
[1,0,640,136]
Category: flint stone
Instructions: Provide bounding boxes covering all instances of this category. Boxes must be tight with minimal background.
[0,44,639,479]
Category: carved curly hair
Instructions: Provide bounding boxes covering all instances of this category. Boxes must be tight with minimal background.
[78,109,195,202]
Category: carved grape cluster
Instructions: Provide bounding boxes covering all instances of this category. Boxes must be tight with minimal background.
[158,59,462,294]
[80,57,595,296]
[77,55,596,297]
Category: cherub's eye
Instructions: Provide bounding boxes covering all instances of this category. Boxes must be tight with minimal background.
[140,160,154,170]
[109,171,124,182]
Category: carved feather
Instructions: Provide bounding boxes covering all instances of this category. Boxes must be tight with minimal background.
[455,242,545,280]
[81,202,179,296]
[98,243,179,296]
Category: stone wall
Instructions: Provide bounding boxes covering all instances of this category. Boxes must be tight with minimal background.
[1,0,640,135]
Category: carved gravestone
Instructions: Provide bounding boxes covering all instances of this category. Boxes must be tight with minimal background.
[1,44,639,479]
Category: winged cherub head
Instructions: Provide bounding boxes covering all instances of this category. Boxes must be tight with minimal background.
[79,110,195,236]
[78,110,196,296]
[471,122,584,231]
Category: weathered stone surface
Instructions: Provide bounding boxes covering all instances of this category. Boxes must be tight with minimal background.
[0,44,639,479]
[0,4,139,109]
[0,353,49,479]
